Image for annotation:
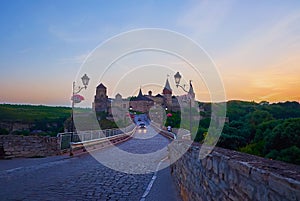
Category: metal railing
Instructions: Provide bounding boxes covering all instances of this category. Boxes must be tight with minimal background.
[151,122,191,140]
[57,124,136,150]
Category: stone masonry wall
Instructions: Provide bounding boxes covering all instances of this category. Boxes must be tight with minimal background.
[169,141,300,201]
[0,135,60,159]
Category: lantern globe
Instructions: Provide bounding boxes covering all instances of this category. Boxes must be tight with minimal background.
[81,74,90,88]
[174,72,182,86]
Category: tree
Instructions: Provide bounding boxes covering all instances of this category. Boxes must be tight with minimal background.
[266,146,300,165]
[264,118,300,153]
[246,110,274,141]
[254,119,283,142]
[217,133,247,150]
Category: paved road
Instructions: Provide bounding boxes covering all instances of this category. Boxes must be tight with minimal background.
[0,126,182,201]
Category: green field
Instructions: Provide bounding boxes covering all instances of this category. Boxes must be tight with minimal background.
[0,104,73,136]
[0,104,71,123]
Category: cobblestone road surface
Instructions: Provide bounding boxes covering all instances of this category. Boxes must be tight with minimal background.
[0,126,182,201]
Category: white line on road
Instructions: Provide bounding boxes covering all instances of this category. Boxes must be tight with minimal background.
[140,156,169,201]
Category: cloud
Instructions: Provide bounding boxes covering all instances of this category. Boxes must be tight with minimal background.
[177,0,234,33]
[48,25,91,43]
[58,52,90,64]
[218,11,300,70]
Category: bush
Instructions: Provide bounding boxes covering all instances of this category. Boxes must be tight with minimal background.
[194,127,207,142]
[239,140,265,157]
[217,133,247,150]
[266,146,300,165]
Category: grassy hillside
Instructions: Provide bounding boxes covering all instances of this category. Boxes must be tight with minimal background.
[0,104,71,123]
[0,104,116,136]
[0,104,74,136]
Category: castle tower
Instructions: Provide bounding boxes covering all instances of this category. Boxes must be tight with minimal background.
[162,78,172,110]
[94,83,108,113]
[129,88,154,113]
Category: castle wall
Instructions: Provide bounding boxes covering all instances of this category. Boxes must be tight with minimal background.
[169,141,300,201]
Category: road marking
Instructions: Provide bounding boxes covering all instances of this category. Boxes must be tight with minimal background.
[140,156,168,201]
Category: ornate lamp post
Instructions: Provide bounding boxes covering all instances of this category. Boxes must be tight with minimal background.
[70,74,90,155]
[174,72,192,134]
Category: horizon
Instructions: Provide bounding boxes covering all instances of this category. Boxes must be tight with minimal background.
[1,98,299,109]
[1,1,299,106]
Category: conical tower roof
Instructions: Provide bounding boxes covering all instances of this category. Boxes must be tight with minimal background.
[131,88,153,102]
[188,80,195,98]
[163,78,172,94]
[138,88,143,97]
[97,83,106,89]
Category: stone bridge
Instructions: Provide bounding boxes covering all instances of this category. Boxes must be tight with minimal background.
[0,124,299,201]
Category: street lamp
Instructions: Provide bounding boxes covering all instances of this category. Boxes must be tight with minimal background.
[81,74,90,89]
[174,72,192,134]
[174,72,182,86]
[70,74,90,156]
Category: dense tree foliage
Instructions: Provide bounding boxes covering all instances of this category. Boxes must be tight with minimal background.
[167,100,300,165]
[218,101,300,165]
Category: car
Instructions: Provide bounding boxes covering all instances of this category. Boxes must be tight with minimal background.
[139,123,146,129]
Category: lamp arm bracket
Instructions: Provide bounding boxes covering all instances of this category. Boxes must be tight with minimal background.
[176,84,189,93]
[74,86,86,94]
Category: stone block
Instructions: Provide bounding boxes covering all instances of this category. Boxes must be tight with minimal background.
[201,158,207,168]
[250,167,269,184]
[239,178,256,200]
[228,190,242,201]
[228,160,252,178]
[227,169,239,187]
[211,174,220,185]
[255,184,268,201]
[212,157,219,175]
[268,173,300,201]
[206,157,212,170]
[268,190,283,201]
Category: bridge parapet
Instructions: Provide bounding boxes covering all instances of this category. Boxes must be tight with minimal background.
[69,125,136,155]
[169,141,300,201]
[57,124,136,150]
[0,135,60,159]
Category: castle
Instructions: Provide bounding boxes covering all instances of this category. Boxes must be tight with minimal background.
[92,78,195,115]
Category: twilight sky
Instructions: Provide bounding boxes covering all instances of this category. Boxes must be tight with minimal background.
[0,0,299,106]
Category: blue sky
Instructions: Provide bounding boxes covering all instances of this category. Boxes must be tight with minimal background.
[0,0,299,106]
